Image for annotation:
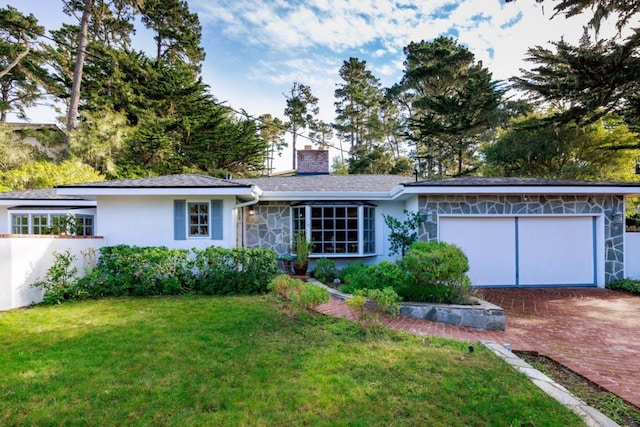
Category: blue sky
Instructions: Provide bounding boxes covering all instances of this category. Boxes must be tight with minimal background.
[5,0,604,169]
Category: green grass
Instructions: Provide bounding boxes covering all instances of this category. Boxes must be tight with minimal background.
[0,296,584,426]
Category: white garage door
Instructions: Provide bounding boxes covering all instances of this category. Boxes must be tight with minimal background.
[439,216,596,287]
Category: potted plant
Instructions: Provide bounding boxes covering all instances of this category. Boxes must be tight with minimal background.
[292,231,313,275]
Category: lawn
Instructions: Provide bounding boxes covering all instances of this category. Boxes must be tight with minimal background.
[0,296,583,426]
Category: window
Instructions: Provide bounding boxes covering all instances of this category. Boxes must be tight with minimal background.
[9,213,95,236]
[11,214,28,234]
[31,214,49,235]
[174,200,222,241]
[76,215,94,236]
[292,202,376,256]
[188,202,209,237]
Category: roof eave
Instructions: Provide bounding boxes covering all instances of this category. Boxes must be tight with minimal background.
[56,187,255,197]
[401,185,640,196]
[257,191,395,201]
[0,199,96,207]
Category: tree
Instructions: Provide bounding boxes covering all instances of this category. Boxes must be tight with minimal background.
[140,0,205,72]
[0,6,48,122]
[483,113,640,180]
[396,37,503,177]
[308,119,333,148]
[69,108,132,175]
[508,0,640,130]
[334,58,385,157]
[258,113,286,175]
[283,82,319,170]
[0,159,103,190]
[63,0,143,138]
[383,210,425,257]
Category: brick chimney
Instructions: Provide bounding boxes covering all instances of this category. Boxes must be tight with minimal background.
[296,145,329,175]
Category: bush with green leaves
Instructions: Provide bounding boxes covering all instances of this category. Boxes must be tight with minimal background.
[71,245,277,301]
[339,261,408,294]
[607,278,640,294]
[313,257,336,283]
[399,240,471,304]
[268,274,330,317]
[78,245,195,297]
[338,261,368,284]
[31,250,85,305]
[193,247,277,295]
[346,287,401,334]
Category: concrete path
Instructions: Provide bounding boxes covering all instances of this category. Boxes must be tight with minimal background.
[316,288,640,408]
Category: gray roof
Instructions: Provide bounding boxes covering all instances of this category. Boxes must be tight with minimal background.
[0,188,87,201]
[405,176,640,187]
[235,174,413,192]
[57,174,251,189]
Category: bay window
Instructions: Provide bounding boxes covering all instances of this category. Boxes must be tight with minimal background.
[292,202,376,256]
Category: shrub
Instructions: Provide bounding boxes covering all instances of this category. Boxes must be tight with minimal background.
[79,245,194,297]
[397,284,458,304]
[31,250,86,305]
[79,245,277,299]
[340,261,408,294]
[607,278,640,294]
[268,274,330,317]
[313,258,336,283]
[399,241,471,304]
[193,247,277,295]
[383,210,425,257]
[346,287,401,334]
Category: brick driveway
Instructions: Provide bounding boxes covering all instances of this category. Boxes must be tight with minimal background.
[316,288,640,408]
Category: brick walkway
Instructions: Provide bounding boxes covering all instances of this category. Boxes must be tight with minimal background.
[316,288,640,408]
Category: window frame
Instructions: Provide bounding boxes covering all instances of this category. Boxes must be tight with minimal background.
[8,212,95,236]
[187,201,210,238]
[291,202,376,257]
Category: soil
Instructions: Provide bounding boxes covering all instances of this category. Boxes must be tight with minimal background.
[516,352,640,427]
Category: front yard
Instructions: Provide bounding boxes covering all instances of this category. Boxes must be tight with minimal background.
[0,296,583,426]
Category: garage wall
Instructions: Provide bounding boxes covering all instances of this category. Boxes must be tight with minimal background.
[418,194,625,285]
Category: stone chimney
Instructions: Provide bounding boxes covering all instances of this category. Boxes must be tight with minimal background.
[296,145,329,175]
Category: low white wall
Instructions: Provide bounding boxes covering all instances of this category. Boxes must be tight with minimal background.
[625,232,640,279]
[0,236,104,311]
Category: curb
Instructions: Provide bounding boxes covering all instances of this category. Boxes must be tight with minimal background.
[480,341,619,427]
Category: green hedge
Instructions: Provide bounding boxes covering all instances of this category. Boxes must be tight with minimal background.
[37,245,278,304]
[337,241,472,304]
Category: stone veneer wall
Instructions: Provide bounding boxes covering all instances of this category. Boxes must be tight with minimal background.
[243,202,292,255]
[418,194,625,283]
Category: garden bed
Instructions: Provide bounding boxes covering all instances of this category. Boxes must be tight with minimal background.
[308,279,506,331]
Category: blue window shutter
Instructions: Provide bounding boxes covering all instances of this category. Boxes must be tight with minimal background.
[211,200,223,240]
[174,200,186,240]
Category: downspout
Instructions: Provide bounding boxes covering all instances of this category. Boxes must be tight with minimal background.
[235,186,261,248]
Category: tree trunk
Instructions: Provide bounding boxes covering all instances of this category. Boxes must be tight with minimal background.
[65,0,92,150]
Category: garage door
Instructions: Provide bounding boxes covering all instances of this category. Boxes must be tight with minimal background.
[439,216,596,287]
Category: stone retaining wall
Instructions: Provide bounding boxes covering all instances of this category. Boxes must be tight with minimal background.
[310,279,506,331]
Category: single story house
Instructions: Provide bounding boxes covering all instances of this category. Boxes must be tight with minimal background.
[3,146,640,309]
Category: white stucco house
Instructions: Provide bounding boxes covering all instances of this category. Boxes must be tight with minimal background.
[3,146,640,310]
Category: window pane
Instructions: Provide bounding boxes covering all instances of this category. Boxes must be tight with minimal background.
[291,204,376,256]
[11,215,29,234]
[76,215,94,236]
[32,215,49,235]
[188,203,209,237]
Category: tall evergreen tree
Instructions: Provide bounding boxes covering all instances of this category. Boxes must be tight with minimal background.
[508,0,640,130]
[0,6,48,122]
[395,37,502,176]
[258,114,286,175]
[334,58,385,156]
[283,82,318,170]
[140,0,205,73]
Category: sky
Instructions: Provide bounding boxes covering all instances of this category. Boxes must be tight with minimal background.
[3,0,616,171]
